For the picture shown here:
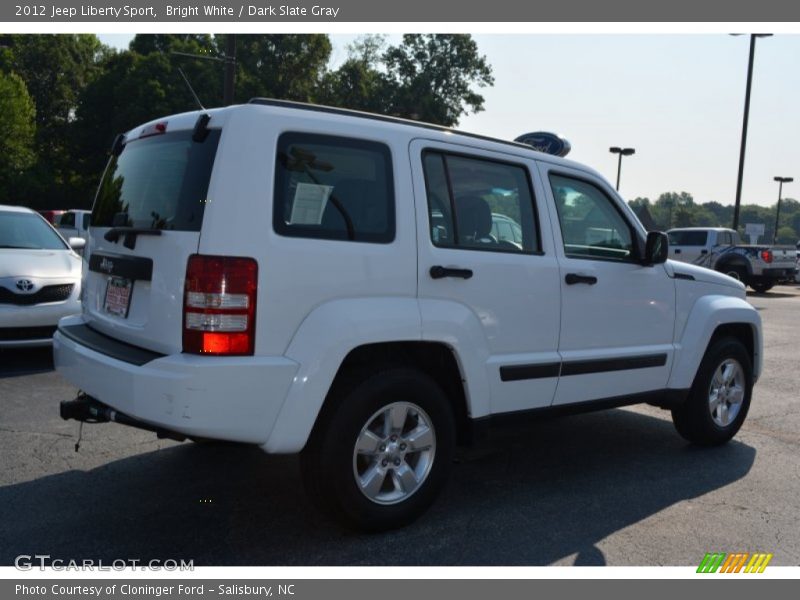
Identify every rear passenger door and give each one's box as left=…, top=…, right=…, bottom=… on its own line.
left=539, top=164, right=676, bottom=406
left=411, top=140, right=562, bottom=415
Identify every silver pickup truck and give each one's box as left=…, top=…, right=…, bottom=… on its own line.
left=668, top=227, right=797, bottom=293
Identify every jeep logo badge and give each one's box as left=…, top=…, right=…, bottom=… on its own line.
left=99, top=258, right=114, bottom=273
left=15, top=279, right=34, bottom=292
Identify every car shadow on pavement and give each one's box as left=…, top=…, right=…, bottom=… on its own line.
left=0, top=408, right=755, bottom=566
left=746, top=291, right=798, bottom=299
left=0, top=348, right=54, bottom=378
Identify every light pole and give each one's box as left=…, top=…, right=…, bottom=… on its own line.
left=609, top=147, right=635, bottom=191
left=731, top=33, right=773, bottom=232
left=773, top=176, right=793, bottom=244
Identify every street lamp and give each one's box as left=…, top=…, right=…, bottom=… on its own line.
left=731, top=33, right=773, bottom=232
left=773, top=176, right=793, bottom=244
left=609, top=147, right=635, bottom=191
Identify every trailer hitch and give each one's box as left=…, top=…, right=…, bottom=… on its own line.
left=60, top=393, right=186, bottom=451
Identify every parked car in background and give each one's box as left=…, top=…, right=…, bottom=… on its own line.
left=38, top=209, right=66, bottom=225
left=490, top=212, right=524, bottom=249
left=57, top=209, right=92, bottom=246
left=667, top=227, right=797, bottom=293
left=0, top=205, right=84, bottom=347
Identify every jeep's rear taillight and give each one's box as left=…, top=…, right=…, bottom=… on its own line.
left=183, top=255, right=258, bottom=355
left=760, top=249, right=773, bottom=264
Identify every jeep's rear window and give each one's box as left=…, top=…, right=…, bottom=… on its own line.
left=668, top=230, right=708, bottom=246
left=273, top=132, right=395, bottom=243
left=91, top=129, right=221, bottom=231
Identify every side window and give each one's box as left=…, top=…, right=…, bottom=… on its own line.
left=422, top=150, right=540, bottom=254
left=60, top=212, right=75, bottom=227
left=274, top=132, right=395, bottom=243
left=82, top=213, right=91, bottom=230
left=718, top=232, right=730, bottom=246
left=549, top=174, right=636, bottom=262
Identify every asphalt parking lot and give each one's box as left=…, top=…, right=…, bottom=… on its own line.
left=1, top=286, right=799, bottom=567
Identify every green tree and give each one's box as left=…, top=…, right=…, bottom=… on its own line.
left=1, top=34, right=107, bottom=206
left=688, top=204, right=717, bottom=227
left=776, top=226, right=797, bottom=245
left=323, top=34, right=494, bottom=126
left=226, top=34, right=332, bottom=102
left=318, top=35, right=388, bottom=113
left=0, top=71, right=36, bottom=200
left=703, top=201, right=733, bottom=228
left=382, top=34, right=494, bottom=126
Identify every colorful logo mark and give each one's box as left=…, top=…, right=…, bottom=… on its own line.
left=697, top=552, right=773, bottom=573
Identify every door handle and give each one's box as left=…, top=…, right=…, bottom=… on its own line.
left=674, top=249, right=682, bottom=254
left=565, top=273, right=597, bottom=285
left=430, top=265, right=473, bottom=280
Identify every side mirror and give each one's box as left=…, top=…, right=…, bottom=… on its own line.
left=643, top=231, right=668, bottom=265
left=68, top=237, right=86, bottom=251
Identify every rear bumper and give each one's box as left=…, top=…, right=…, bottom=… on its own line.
left=53, top=315, right=299, bottom=444
left=758, top=267, right=795, bottom=279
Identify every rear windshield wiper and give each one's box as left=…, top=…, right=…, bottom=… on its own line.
left=104, top=227, right=163, bottom=250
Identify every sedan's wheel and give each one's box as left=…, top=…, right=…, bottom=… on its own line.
left=302, top=367, right=455, bottom=532
left=672, top=337, right=752, bottom=446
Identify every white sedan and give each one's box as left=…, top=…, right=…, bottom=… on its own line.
left=0, top=205, right=84, bottom=348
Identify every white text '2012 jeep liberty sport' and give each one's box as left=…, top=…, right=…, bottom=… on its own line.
left=55, top=100, right=762, bottom=531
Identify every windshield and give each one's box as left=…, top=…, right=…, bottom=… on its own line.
left=0, top=211, right=68, bottom=250
left=92, top=129, right=221, bottom=231
left=668, top=230, right=708, bottom=246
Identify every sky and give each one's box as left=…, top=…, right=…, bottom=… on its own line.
left=98, top=33, right=800, bottom=208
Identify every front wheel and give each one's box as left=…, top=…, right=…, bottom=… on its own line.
left=671, top=337, right=752, bottom=446
left=301, top=367, right=455, bottom=532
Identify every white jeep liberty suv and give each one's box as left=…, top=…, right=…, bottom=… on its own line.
left=55, top=100, right=762, bottom=531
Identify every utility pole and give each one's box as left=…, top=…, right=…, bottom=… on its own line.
left=731, top=33, right=772, bottom=232
left=224, top=34, right=236, bottom=106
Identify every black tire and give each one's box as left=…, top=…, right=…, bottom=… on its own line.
left=301, top=366, right=455, bottom=532
left=671, top=337, right=752, bottom=446
left=750, top=282, right=774, bottom=294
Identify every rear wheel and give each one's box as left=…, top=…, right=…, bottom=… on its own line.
left=719, top=264, right=746, bottom=283
left=671, top=337, right=752, bottom=446
left=301, top=366, right=455, bottom=532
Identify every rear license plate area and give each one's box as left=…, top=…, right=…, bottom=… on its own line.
left=103, top=276, right=132, bottom=318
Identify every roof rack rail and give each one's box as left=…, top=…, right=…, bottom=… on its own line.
left=247, top=98, right=535, bottom=154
